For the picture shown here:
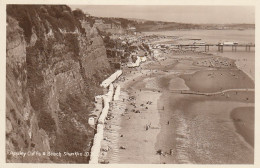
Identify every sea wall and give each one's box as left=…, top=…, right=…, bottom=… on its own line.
left=89, top=73, right=122, bottom=164
left=89, top=124, right=104, bottom=164
left=100, top=70, right=122, bottom=88
left=98, top=84, right=114, bottom=124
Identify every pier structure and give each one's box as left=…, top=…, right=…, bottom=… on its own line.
left=174, top=43, right=255, bottom=52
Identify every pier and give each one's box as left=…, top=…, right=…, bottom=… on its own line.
left=174, top=43, right=255, bottom=52
left=216, top=44, right=255, bottom=52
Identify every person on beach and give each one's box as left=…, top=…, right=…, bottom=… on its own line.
left=146, top=124, right=149, bottom=130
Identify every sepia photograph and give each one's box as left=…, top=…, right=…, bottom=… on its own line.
left=4, top=1, right=256, bottom=165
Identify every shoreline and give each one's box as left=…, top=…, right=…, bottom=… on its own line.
left=230, top=106, right=254, bottom=147
left=98, top=47, right=254, bottom=163
left=99, top=68, right=162, bottom=163
left=212, top=52, right=255, bottom=82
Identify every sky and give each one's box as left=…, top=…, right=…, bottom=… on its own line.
left=69, top=5, right=255, bottom=24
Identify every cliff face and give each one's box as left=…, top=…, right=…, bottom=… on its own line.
left=6, top=5, right=112, bottom=163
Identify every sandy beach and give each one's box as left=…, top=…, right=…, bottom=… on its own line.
left=98, top=49, right=254, bottom=164
left=5, top=5, right=255, bottom=164
left=99, top=68, right=162, bottom=163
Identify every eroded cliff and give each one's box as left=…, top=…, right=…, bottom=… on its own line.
left=6, top=5, right=113, bottom=163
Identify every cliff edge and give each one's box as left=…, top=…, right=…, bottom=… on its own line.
left=6, top=5, right=113, bottom=163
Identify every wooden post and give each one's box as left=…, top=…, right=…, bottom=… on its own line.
left=246, top=45, right=251, bottom=52
left=205, top=45, right=209, bottom=52
left=218, top=45, right=223, bottom=52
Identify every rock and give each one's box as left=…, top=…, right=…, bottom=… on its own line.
left=7, top=5, right=114, bottom=163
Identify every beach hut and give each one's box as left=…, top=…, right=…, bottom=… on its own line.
left=88, top=114, right=98, bottom=126
left=88, top=117, right=95, bottom=126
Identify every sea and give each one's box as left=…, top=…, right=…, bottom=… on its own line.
left=144, top=29, right=255, bottom=81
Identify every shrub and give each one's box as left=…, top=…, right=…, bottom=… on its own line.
left=72, top=9, right=85, bottom=20
left=64, top=34, right=79, bottom=61
left=38, top=111, right=56, bottom=133
left=7, top=5, right=84, bottom=42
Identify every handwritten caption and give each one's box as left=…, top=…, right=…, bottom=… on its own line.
left=7, top=151, right=90, bottom=157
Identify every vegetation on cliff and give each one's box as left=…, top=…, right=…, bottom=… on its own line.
left=6, top=5, right=112, bottom=163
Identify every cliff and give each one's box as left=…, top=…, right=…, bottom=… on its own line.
left=95, top=17, right=255, bottom=32
left=6, top=5, right=113, bottom=163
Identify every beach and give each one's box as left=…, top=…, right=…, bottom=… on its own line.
left=5, top=5, right=255, bottom=164
left=98, top=48, right=254, bottom=164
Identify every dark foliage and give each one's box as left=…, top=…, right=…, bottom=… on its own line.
left=7, top=5, right=84, bottom=43
left=86, top=16, right=95, bottom=27
left=38, top=111, right=56, bottom=133
left=103, top=35, right=116, bottom=48
left=64, top=34, right=80, bottom=61
left=55, top=93, right=94, bottom=163
left=72, top=9, right=85, bottom=20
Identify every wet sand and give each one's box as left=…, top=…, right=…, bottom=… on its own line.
left=231, top=107, right=254, bottom=147
left=157, top=91, right=254, bottom=164
left=100, top=51, right=254, bottom=164
left=180, top=69, right=254, bottom=93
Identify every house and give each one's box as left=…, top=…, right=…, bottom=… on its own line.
left=128, top=27, right=136, bottom=31
left=95, top=19, right=104, bottom=25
